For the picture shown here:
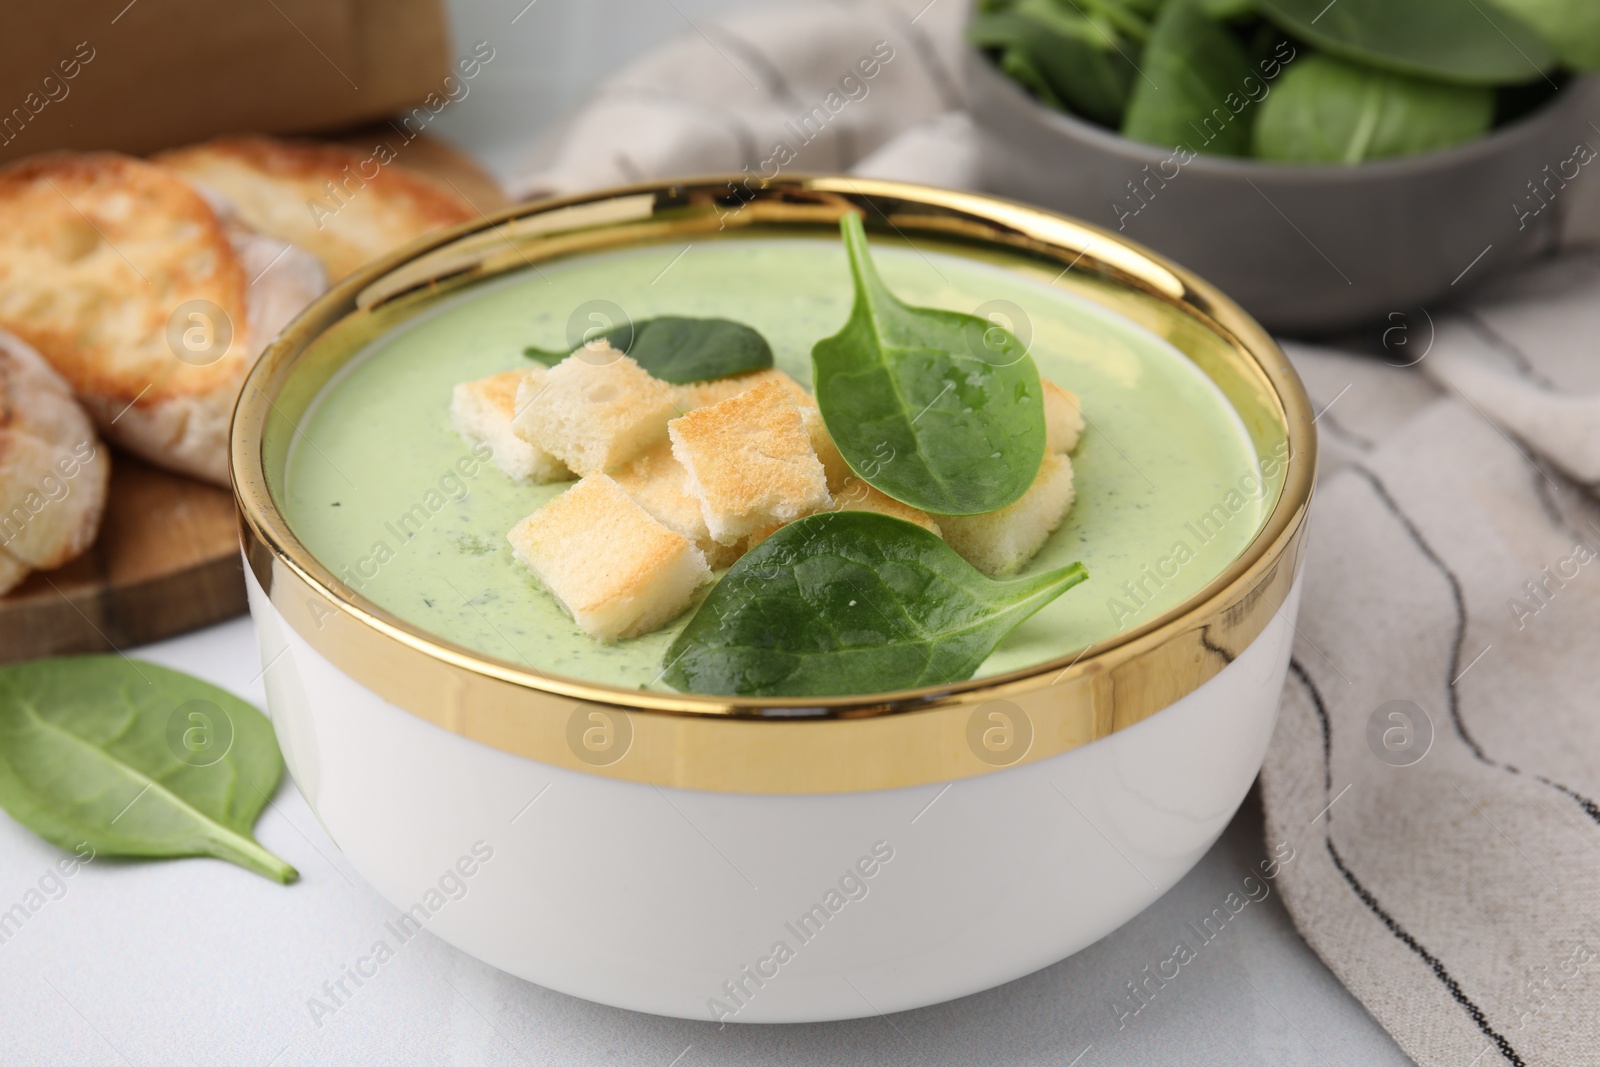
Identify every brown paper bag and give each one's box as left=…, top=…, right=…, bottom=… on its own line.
left=0, top=0, right=450, bottom=163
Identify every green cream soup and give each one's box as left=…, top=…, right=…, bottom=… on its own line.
left=283, top=236, right=1268, bottom=690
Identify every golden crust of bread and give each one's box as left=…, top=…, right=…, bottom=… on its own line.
left=156, top=135, right=476, bottom=280
left=0, top=329, right=109, bottom=576
left=0, top=152, right=251, bottom=404
left=668, top=379, right=831, bottom=545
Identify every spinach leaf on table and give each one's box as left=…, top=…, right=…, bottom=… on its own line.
left=811, top=213, right=1047, bottom=516
left=1255, top=0, right=1555, bottom=85
left=0, top=657, right=297, bottom=883
left=1121, top=0, right=1257, bottom=157
left=1482, top=0, right=1600, bottom=70
left=1253, top=54, right=1493, bottom=163
left=524, top=316, right=773, bottom=383
left=968, top=0, right=1142, bottom=127
left=663, top=512, right=1089, bottom=697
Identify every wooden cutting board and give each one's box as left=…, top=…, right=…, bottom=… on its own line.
left=0, top=133, right=508, bottom=664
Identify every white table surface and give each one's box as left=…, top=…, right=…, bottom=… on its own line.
left=2, top=1, right=1411, bottom=1062
left=0, top=618, right=1411, bottom=1066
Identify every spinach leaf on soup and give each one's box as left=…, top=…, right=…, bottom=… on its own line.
left=524, top=316, right=773, bottom=383
left=811, top=213, right=1047, bottom=516
left=1121, top=0, right=1257, bottom=157
left=663, top=512, right=1089, bottom=697
left=1253, top=54, right=1494, bottom=164
left=0, top=656, right=297, bottom=883
left=1256, top=0, right=1555, bottom=85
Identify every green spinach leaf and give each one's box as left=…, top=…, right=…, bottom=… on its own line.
left=0, top=657, right=297, bottom=883
left=968, top=0, right=1141, bottom=126
left=1256, top=0, right=1555, bottom=84
left=812, top=214, right=1047, bottom=516
left=1253, top=54, right=1493, bottom=163
left=524, top=316, right=774, bottom=383
left=663, top=512, right=1089, bottom=696
left=1121, top=0, right=1257, bottom=156
left=1483, top=0, right=1600, bottom=69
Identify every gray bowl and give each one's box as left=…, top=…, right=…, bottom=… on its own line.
left=967, top=48, right=1600, bottom=335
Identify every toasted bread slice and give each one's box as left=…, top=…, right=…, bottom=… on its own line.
left=0, top=329, right=109, bottom=582
left=611, top=440, right=743, bottom=569
left=939, top=452, right=1075, bottom=576
left=0, top=547, right=26, bottom=596
left=668, top=378, right=831, bottom=545
left=1043, top=380, right=1084, bottom=453
left=156, top=135, right=476, bottom=280
left=513, top=345, right=679, bottom=475
left=674, top=368, right=812, bottom=412
left=507, top=473, right=710, bottom=640
left=451, top=368, right=570, bottom=484
left=0, top=152, right=325, bottom=484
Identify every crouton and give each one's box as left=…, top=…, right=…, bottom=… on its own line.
left=800, top=406, right=853, bottom=491
left=611, top=440, right=744, bottom=569
left=673, top=368, right=811, bottom=412
left=938, top=452, right=1075, bottom=576
left=745, top=477, right=942, bottom=549
left=512, top=344, right=679, bottom=474
left=450, top=368, right=570, bottom=484
left=506, top=474, right=710, bottom=640
left=668, top=379, right=831, bottom=545
left=1043, top=381, right=1084, bottom=454
left=830, top=478, right=942, bottom=537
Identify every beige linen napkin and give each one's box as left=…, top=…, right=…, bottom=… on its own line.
left=513, top=9, right=1600, bottom=1063
left=1263, top=262, right=1600, bottom=1067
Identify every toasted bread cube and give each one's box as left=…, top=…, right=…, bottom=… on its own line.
left=507, top=474, right=710, bottom=640
left=745, top=478, right=943, bottom=550
left=830, top=478, right=943, bottom=537
left=450, top=368, right=571, bottom=484
left=512, top=344, right=679, bottom=474
left=938, top=453, right=1075, bottom=576
left=612, top=441, right=744, bottom=569
left=800, top=406, right=854, bottom=491
left=673, top=368, right=812, bottom=412
left=668, top=379, right=831, bottom=545
left=1044, top=381, right=1084, bottom=454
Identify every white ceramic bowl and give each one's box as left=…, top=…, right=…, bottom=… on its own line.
left=232, top=178, right=1315, bottom=1023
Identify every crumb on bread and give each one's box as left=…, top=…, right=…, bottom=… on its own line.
left=512, top=344, right=679, bottom=475
left=668, top=379, right=831, bottom=546
left=507, top=473, right=710, bottom=640
left=451, top=368, right=570, bottom=484
left=938, top=452, right=1075, bottom=577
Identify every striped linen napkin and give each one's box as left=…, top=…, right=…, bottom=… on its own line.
left=513, top=6, right=1600, bottom=1062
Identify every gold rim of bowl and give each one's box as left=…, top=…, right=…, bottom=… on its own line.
left=231, top=176, right=1316, bottom=795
